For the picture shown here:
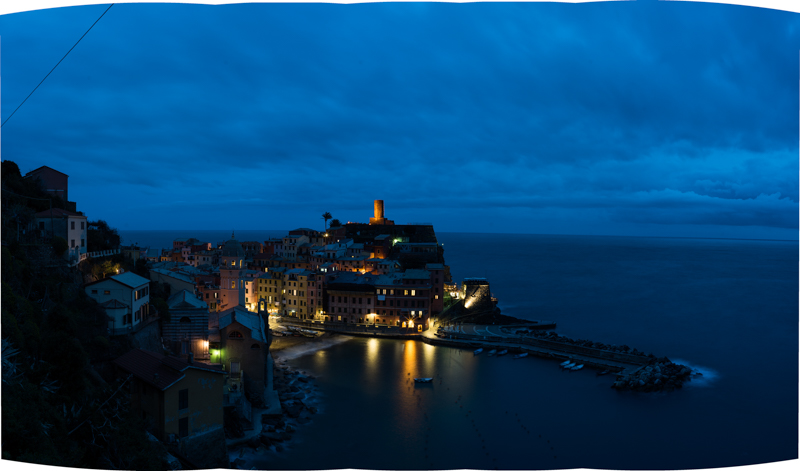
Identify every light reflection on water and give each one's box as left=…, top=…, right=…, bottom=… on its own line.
left=255, top=334, right=796, bottom=471
left=248, top=235, right=796, bottom=470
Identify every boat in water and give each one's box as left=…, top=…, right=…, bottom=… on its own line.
left=560, top=360, right=572, bottom=367
left=497, top=349, right=508, bottom=356
left=597, top=369, right=610, bottom=376
left=570, top=364, right=584, bottom=371
left=561, top=362, right=576, bottom=369
left=513, top=352, right=529, bottom=359
left=414, top=378, right=433, bottom=383
left=474, top=348, right=484, bottom=355
left=488, top=349, right=497, bottom=356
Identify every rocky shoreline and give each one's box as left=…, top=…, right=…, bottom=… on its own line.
left=229, top=335, right=336, bottom=469
left=506, top=326, right=696, bottom=392
left=612, top=356, right=698, bottom=392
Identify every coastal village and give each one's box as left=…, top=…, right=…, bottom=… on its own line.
left=2, top=163, right=464, bottom=468
left=2, top=163, right=696, bottom=470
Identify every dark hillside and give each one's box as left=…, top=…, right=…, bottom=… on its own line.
left=2, top=160, right=166, bottom=469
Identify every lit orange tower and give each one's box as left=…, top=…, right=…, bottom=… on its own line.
left=369, top=199, right=394, bottom=225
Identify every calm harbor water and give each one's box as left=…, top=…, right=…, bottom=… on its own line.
left=122, top=230, right=798, bottom=469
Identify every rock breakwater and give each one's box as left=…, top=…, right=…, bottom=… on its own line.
left=512, top=328, right=652, bottom=357
left=612, top=357, right=694, bottom=392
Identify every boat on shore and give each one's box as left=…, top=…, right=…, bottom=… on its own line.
left=513, top=352, right=528, bottom=359
left=414, top=378, right=433, bottom=383
left=474, top=348, right=484, bottom=355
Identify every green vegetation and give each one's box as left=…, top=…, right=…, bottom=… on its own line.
left=443, top=291, right=456, bottom=309
left=87, top=219, right=121, bottom=251
left=2, top=160, right=167, bottom=469
left=322, top=211, right=332, bottom=231
left=52, top=236, right=68, bottom=256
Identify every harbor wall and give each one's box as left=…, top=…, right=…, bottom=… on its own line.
left=438, top=331, right=649, bottom=365
left=277, top=318, right=421, bottom=339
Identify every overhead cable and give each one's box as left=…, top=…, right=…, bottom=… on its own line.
left=1, top=3, right=115, bottom=128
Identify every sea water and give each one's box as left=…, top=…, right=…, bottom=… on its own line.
left=121, top=230, right=798, bottom=469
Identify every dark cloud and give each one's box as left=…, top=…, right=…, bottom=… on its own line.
left=0, top=2, right=797, bottom=238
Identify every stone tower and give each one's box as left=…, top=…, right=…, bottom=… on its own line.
left=220, top=232, right=245, bottom=309
left=369, top=199, right=394, bottom=225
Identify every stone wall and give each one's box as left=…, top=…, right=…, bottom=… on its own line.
left=180, top=425, right=228, bottom=468
left=462, top=280, right=494, bottom=317
left=131, top=317, right=161, bottom=353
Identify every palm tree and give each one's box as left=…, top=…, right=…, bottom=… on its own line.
left=322, top=212, right=332, bottom=231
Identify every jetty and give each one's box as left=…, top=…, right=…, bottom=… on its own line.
left=422, top=323, right=649, bottom=375
left=275, top=317, right=422, bottom=339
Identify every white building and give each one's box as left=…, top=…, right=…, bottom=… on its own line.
left=33, top=208, right=88, bottom=264
left=85, top=272, right=151, bottom=335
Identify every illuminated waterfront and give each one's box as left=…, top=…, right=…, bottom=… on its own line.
left=122, top=231, right=797, bottom=469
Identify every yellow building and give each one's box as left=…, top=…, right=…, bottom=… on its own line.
left=283, top=268, right=313, bottom=318
left=113, top=348, right=227, bottom=467
left=256, top=268, right=286, bottom=314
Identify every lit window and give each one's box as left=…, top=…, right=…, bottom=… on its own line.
left=411, top=290, right=416, bottom=296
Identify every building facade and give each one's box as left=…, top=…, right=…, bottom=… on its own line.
left=85, top=272, right=151, bottom=335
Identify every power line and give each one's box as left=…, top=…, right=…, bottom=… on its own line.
left=1, top=3, right=115, bottom=128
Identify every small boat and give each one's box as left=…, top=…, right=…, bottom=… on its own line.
left=414, top=378, right=433, bottom=383
left=692, top=371, right=704, bottom=376
left=570, top=364, right=584, bottom=371
left=597, top=370, right=610, bottom=376
left=488, top=349, right=497, bottom=356
left=474, top=348, right=484, bottom=355
left=560, top=360, right=572, bottom=367
left=497, top=349, right=508, bottom=356
left=513, top=352, right=529, bottom=359
left=561, top=362, right=575, bottom=369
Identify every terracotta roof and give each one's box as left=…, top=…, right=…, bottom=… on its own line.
left=113, top=348, right=222, bottom=391
left=34, top=208, right=84, bottom=218
left=114, top=349, right=184, bottom=390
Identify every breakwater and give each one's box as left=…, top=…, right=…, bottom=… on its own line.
left=277, top=318, right=422, bottom=339
left=424, top=324, right=695, bottom=391
left=275, top=318, right=694, bottom=391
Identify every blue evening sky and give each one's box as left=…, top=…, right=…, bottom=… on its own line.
left=1, top=1, right=798, bottom=239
